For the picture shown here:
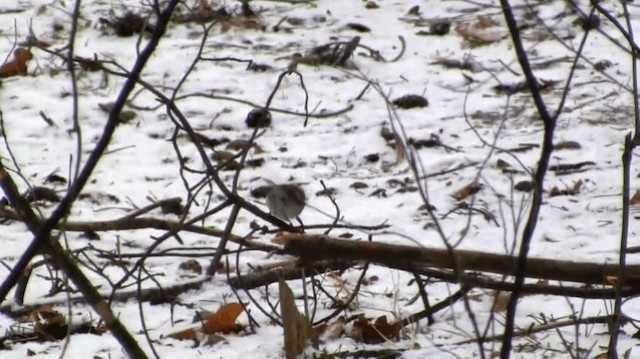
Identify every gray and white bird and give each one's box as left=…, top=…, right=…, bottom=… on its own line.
left=263, top=179, right=306, bottom=223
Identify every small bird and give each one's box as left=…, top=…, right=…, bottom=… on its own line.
left=264, top=180, right=306, bottom=224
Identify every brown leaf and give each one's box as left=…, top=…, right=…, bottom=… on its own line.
left=202, top=302, right=245, bottom=334
left=392, top=94, right=428, bottom=109
left=211, top=150, right=236, bottom=162
left=514, top=181, right=534, bottom=192
left=630, top=189, right=640, bottom=205
left=351, top=315, right=401, bottom=344
left=24, top=305, right=63, bottom=324
left=179, top=259, right=202, bottom=274
left=549, top=180, right=582, bottom=197
left=451, top=183, right=483, bottom=201
left=317, top=316, right=346, bottom=342
left=476, top=15, right=499, bottom=29
left=554, top=140, right=581, bottom=150
left=0, top=48, right=33, bottom=78
left=454, top=23, right=502, bottom=46
left=34, top=322, right=67, bottom=341
left=572, top=180, right=583, bottom=192
left=204, top=333, right=226, bottom=346
left=494, top=291, right=511, bottom=312
left=23, top=306, right=68, bottom=341
left=380, top=126, right=395, bottom=142
left=407, top=5, right=420, bottom=15
left=346, top=23, right=370, bottom=33
left=221, top=15, right=264, bottom=32
left=350, top=181, right=369, bottom=189
left=225, top=139, right=251, bottom=151
left=496, top=159, right=511, bottom=170
left=166, top=304, right=244, bottom=343
left=167, top=327, right=200, bottom=342
left=365, top=1, right=379, bottom=9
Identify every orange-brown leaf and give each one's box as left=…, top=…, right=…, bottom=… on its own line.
left=317, top=316, right=345, bottom=342
left=168, top=327, right=199, bottom=341
left=24, top=305, right=63, bottom=324
left=494, top=291, right=511, bottom=312
left=0, top=48, right=32, bottom=78
left=202, top=302, right=245, bottom=334
left=631, top=189, right=640, bottom=205
left=351, top=315, right=400, bottom=344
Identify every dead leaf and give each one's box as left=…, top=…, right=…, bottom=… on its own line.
left=494, top=291, right=511, bottom=312
left=34, top=321, right=67, bottom=341
left=204, top=333, right=226, bottom=346
left=476, top=15, right=499, bottom=29
left=350, top=314, right=401, bottom=344
left=317, top=316, right=346, bottom=342
left=573, top=180, right=583, bottom=192
left=167, top=327, right=200, bottom=343
left=554, top=140, right=581, bottom=150
left=221, top=15, right=264, bottom=32
left=392, top=94, right=429, bottom=109
left=224, top=140, right=249, bottom=151
left=292, top=36, right=360, bottom=68
left=630, top=189, right=640, bottom=205
left=549, top=180, right=582, bottom=197
left=211, top=151, right=235, bottom=162
left=430, top=21, right=451, bottom=36
left=514, top=181, right=533, bottom=192
left=0, top=48, right=33, bottom=78
left=23, top=305, right=63, bottom=323
left=380, top=126, right=395, bottom=142
left=451, top=183, right=483, bottom=201
left=454, top=20, right=504, bottom=46
left=496, top=159, right=511, bottom=171
left=202, top=302, right=245, bottom=334
left=365, top=1, right=379, bottom=9
left=179, top=259, right=202, bottom=274
left=17, top=306, right=69, bottom=341
left=346, top=23, right=370, bottom=33
left=350, top=181, right=369, bottom=189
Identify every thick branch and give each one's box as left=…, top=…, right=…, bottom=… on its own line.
left=281, top=235, right=639, bottom=287
left=0, top=206, right=278, bottom=252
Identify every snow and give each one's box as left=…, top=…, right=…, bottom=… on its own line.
left=0, top=0, right=639, bottom=357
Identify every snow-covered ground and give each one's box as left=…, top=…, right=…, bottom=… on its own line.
left=0, top=0, right=639, bottom=357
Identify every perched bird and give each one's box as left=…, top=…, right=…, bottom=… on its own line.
left=264, top=180, right=306, bottom=223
